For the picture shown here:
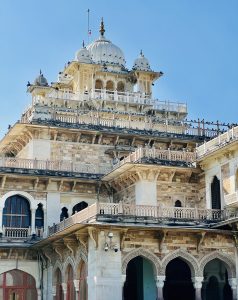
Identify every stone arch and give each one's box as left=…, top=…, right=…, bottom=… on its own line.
left=0, top=191, right=37, bottom=210
left=52, top=261, right=63, bottom=285
left=199, top=251, right=236, bottom=278
left=161, top=249, right=199, bottom=276
left=122, top=248, right=161, bottom=276
left=62, top=256, right=76, bottom=281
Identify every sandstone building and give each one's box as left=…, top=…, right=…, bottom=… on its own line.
left=0, top=19, right=237, bottom=300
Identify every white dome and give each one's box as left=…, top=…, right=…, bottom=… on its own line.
left=132, top=51, right=151, bottom=71
left=86, top=19, right=126, bottom=67
left=75, top=43, right=92, bottom=64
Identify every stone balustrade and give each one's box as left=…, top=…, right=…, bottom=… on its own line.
left=48, top=202, right=234, bottom=236
left=196, top=126, right=238, bottom=159
left=2, top=226, right=43, bottom=238
left=0, top=157, right=110, bottom=175
left=112, top=147, right=196, bottom=170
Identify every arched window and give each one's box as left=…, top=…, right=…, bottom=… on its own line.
left=66, top=265, right=75, bottom=300
left=60, top=207, right=69, bottom=221
left=3, top=195, right=31, bottom=228
left=0, top=269, right=37, bottom=299
left=106, top=80, right=114, bottom=91
left=117, top=81, right=125, bottom=92
left=95, top=79, right=103, bottom=90
left=72, top=202, right=88, bottom=215
left=211, top=176, right=221, bottom=209
left=175, top=200, right=182, bottom=207
left=78, top=261, right=87, bottom=300
left=35, top=203, right=44, bottom=228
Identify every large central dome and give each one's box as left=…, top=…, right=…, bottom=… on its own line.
left=86, top=19, right=126, bottom=67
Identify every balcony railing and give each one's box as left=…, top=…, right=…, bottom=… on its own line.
left=2, top=226, right=43, bottom=238
left=196, top=126, right=238, bottom=159
left=43, top=89, right=187, bottom=114
left=48, top=202, right=233, bottom=236
left=0, top=157, right=111, bottom=174
left=112, top=147, right=196, bottom=170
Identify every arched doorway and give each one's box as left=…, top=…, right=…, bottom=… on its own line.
left=78, top=261, right=87, bottom=300
left=0, top=269, right=37, bottom=299
left=163, top=258, right=195, bottom=300
left=123, top=256, right=156, bottom=300
left=201, top=259, right=232, bottom=300
left=66, top=265, right=75, bottom=300
left=60, top=207, right=69, bottom=221
left=211, top=176, right=221, bottom=209
left=72, top=202, right=88, bottom=215
left=55, top=268, right=63, bottom=300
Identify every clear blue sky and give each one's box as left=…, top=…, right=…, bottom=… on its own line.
left=0, top=0, right=237, bottom=137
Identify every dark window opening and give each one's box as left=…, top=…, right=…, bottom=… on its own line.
left=72, top=201, right=88, bottom=215
left=60, top=207, right=69, bottom=221
left=211, top=176, right=221, bottom=209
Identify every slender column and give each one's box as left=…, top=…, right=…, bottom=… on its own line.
left=61, top=283, right=67, bottom=300
left=37, top=288, right=41, bottom=300
left=193, top=277, right=203, bottom=300
left=229, top=278, right=237, bottom=300
left=156, top=275, right=165, bottom=300
left=0, top=207, right=3, bottom=234
left=31, top=208, right=36, bottom=235
left=52, top=285, right=56, bottom=299
left=74, top=279, right=79, bottom=298
left=43, top=208, right=47, bottom=237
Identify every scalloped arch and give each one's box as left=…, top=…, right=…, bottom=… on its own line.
left=122, top=248, right=161, bottom=275
left=161, top=249, right=199, bottom=276
left=199, top=251, right=236, bottom=277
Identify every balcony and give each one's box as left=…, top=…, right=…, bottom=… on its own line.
left=196, top=126, right=238, bottom=159
left=48, top=202, right=232, bottom=236
left=112, top=147, right=196, bottom=170
left=224, top=192, right=238, bottom=207
left=1, top=226, right=43, bottom=239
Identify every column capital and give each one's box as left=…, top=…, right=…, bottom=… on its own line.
left=61, top=282, right=67, bottom=295
left=192, top=276, right=204, bottom=288
left=73, top=279, right=79, bottom=292
left=121, top=274, right=126, bottom=285
left=156, top=275, right=166, bottom=288
left=52, top=285, right=56, bottom=297
left=228, top=278, right=237, bottom=289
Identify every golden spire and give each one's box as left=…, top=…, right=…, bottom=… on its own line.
left=99, top=17, right=105, bottom=37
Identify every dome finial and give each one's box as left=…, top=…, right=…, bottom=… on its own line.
left=100, top=17, right=105, bottom=37
left=140, top=50, right=143, bottom=56
left=82, top=40, right=85, bottom=48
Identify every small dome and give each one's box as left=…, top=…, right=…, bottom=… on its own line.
left=75, top=41, right=92, bottom=63
left=132, top=51, right=151, bottom=71
left=34, top=71, right=48, bottom=86
left=86, top=18, right=126, bottom=67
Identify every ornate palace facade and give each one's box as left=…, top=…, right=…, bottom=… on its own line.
left=0, top=19, right=237, bottom=300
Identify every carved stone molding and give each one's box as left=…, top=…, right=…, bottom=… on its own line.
left=122, top=247, right=161, bottom=275
left=161, top=249, right=199, bottom=277
left=199, top=251, right=236, bottom=277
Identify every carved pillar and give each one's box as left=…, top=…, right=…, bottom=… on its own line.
left=193, top=277, right=203, bottom=300
left=31, top=208, right=36, bottom=235
left=74, top=279, right=79, bottom=298
left=52, top=285, right=56, bottom=299
left=229, top=278, right=237, bottom=300
left=61, top=282, right=67, bottom=300
left=156, top=275, right=165, bottom=300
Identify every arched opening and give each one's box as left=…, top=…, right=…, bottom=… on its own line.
left=123, top=256, right=157, bottom=300
left=66, top=265, right=75, bottom=300
left=55, top=268, right=63, bottom=300
left=3, top=195, right=31, bottom=228
left=35, top=203, right=44, bottom=228
left=201, top=259, right=232, bottom=300
left=117, top=81, right=125, bottom=93
left=0, top=269, right=37, bottom=299
left=60, top=207, right=69, bottom=221
left=211, top=176, right=221, bottom=209
left=95, top=79, right=103, bottom=90
left=72, top=201, right=88, bottom=215
left=174, top=200, right=182, bottom=207
left=78, top=261, right=87, bottom=300
left=106, top=80, right=114, bottom=91
left=163, top=258, right=195, bottom=300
